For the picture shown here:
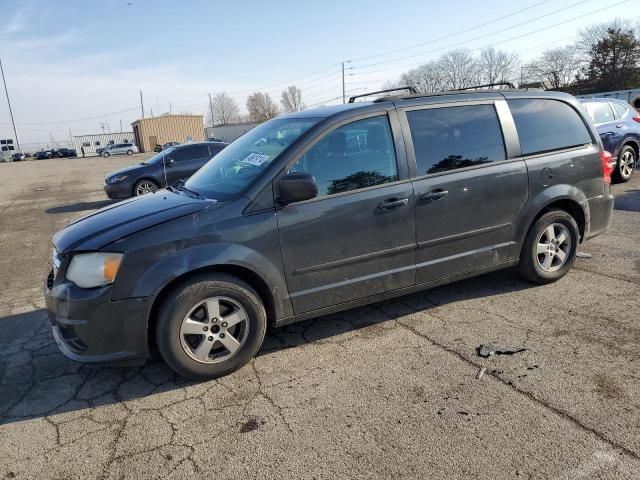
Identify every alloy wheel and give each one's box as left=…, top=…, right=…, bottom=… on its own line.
left=619, top=150, right=636, bottom=179
left=536, top=223, right=571, bottom=272
left=135, top=182, right=157, bottom=195
left=179, top=296, right=250, bottom=364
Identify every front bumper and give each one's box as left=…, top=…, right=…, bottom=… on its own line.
left=104, top=182, right=132, bottom=199
left=44, top=275, right=152, bottom=365
left=584, top=191, right=615, bottom=241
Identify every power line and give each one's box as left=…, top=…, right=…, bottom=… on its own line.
left=349, top=0, right=592, bottom=71
left=347, top=0, right=556, bottom=63
left=348, top=0, right=629, bottom=77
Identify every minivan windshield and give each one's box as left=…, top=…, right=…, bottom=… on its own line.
left=185, top=117, right=319, bottom=200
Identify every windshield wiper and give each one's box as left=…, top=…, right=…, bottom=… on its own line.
left=169, top=180, right=203, bottom=199
left=180, top=185, right=203, bottom=198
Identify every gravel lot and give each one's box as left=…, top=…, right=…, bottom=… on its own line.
left=1, top=156, right=640, bottom=479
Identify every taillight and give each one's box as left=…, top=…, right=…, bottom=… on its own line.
left=600, top=150, right=615, bottom=185
left=632, top=116, right=640, bottom=123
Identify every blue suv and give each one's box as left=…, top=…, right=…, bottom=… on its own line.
left=581, top=98, right=640, bottom=183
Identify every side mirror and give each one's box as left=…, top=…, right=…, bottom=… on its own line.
left=277, top=172, right=318, bottom=205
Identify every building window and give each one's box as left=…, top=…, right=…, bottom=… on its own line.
left=123, top=139, right=129, bottom=143
left=82, top=142, right=91, bottom=147
left=95, top=141, right=101, bottom=146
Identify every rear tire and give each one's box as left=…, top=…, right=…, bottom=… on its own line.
left=155, top=274, right=267, bottom=380
left=518, top=210, right=578, bottom=284
left=613, top=145, right=636, bottom=183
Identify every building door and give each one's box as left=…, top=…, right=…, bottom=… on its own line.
left=148, top=136, right=157, bottom=152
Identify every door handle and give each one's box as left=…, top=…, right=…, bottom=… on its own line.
left=420, top=189, right=449, bottom=201
left=616, top=124, right=624, bottom=128
left=602, top=132, right=615, bottom=135
left=378, top=198, right=409, bottom=210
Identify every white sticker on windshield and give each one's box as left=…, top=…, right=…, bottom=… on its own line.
left=242, top=153, right=270, bottom=166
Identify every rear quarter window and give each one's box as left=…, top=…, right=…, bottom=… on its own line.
left=611, top=103, right=629, bottom=119
left=508, top=99, right=593, bottom=156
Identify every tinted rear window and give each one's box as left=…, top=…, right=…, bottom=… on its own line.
left=508, top=99, right=592, bottom=156
left=406, top=104, right=506, bottom=175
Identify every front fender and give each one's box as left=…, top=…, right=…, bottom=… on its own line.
left=108, top=207, right=293, bottom=320
left=510, top=184, right=589, bottom=259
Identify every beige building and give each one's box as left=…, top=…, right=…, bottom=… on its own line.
left=131, top=114, right=205, bottom=153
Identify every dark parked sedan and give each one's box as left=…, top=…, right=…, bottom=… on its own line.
left=581, top=98, right=640, bottom=182
left=11, top=152, right=25, bottom=161
left=35, top=151, right=52, bottom=160
left=56, top=148, right=77, bottom=158
left=104, top=141, right=228, bottom=198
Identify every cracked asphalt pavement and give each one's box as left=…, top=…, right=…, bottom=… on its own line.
left=1, top=156, right=640, bottom=479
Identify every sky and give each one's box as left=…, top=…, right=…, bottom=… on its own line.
left=0, top=0, right=635, bottom=148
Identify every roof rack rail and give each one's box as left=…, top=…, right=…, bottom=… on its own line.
left=453, top=82, right=516, bottom=91
left=348, top=86, right=418, bottom=103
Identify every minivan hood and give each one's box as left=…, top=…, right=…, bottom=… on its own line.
left=53, top=190, right=213, bottom=253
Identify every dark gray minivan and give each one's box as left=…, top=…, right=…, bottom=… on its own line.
left=44, top=89, right=615, bottom=379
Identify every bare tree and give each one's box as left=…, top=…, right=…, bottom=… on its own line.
left=399, top=61, right=445, bottom=93
left=523, top=47, right=581, bottom=88
left=208, top=92, right=239, bottom=126
left=246, top=92, right=279, bottom=122
left=577, top=18, right=631, bottom=56
left=439, top=49, right=479, bottom=89
left=478, top=47, right=520, bottom=85
left=281, top=85, right=305, bottom=113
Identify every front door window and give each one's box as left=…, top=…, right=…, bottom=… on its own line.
left=290, top=115, right=398, bottom=197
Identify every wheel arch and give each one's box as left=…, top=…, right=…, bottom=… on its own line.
left=146, top=263, right=278, bottom=358
left=620, top=138, right=639, bottom=159
left=512, top=187, right=588, bottom=259
left=131, top=177, right=160, bottom=196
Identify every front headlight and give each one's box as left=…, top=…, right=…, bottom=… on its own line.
left=66, top=252, right=123, bottom=288
left=109, top=175, right=128, bottom=184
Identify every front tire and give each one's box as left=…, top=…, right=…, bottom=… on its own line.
left=518, top=210, right=578, bottom=284
left=155, top=274, right=267, bottom=380
left=133, top=179, right=159, bottom=196
left=614, top=145, right=636, bottom=183
left=102, top=152, right=110, bottom=157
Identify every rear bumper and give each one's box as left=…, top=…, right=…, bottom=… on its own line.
left=584, top=192, right=615, bottom=241
left=44, top=277, right=152, bottom=365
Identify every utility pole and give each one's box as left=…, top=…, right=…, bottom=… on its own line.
left=341, top=62, right=346, bottom=104
left=208, top=93, right=215, bottom=127
left=119, top=119, right=123, bottom=132
left=139, top=90, right=144, bottom=118
left=69, top=128, right=73, bottom=147
left=0, top=58, right=20, bottom=151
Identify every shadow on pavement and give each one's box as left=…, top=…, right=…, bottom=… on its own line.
left=0, top=269, right=533, bottom=426
left=614, top=188, right=640, bottom=213
left=45, top=199, right=117, bottom=214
